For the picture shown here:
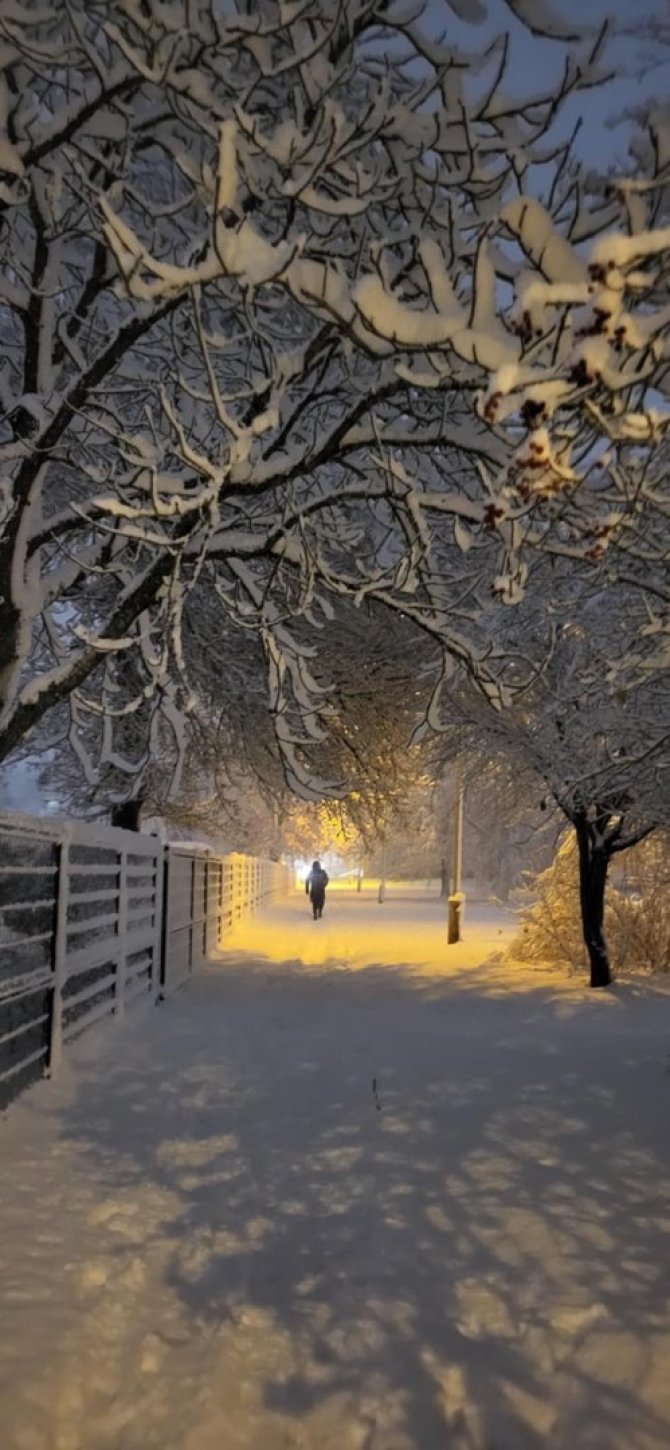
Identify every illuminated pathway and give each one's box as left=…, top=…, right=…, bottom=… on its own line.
left=2, top=889, right=670, bottom=1450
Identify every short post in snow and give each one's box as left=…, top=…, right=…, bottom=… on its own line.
left=447, top=777, right=465, bottom=944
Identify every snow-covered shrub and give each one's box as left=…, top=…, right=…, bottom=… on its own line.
left=608, top=837, right=670, bottom=973
left=510, top=835, right=588, bottom=971
left=510, top=832, right=670, bottom=974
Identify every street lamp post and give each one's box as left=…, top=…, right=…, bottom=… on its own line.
left=378, top=836, right=386, bottom=904
left=447, top=776, right=465, bottom=943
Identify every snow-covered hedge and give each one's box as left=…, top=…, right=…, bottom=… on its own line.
left=510, top=833, right=670, bottom=974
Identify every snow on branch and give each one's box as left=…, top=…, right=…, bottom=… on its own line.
left=0, top=0, right=663, bottom=803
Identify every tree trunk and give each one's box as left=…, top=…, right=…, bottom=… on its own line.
left=574, top=816, right=612, bottom=988
left=111, top=799, right=143, bottom=832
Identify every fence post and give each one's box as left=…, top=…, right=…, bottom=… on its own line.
left=201, top=852, right=208, bottom=957
left=116, top=847, right=128, bottom=1017
left=187, top=856, right=193, bottom=970
left=156, top=841, right=168, bottom=998
left=234, top=857, right=241, bottom=923
left=48, top=828, right=71, bottom=1077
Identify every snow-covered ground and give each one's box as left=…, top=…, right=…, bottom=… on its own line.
left=2, top=891, right=670, bottom=1450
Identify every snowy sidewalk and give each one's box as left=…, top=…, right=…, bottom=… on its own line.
left=2, top=893, right=670, bottom=1450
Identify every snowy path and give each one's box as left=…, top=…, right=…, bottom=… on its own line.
left=2, top=892, right=670, bottom=1450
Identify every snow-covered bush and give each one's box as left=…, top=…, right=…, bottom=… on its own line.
left=510, top=836, right=590, bottom=971
left=510, top=832, right=670, bottom=974
left=608, top=837, right=670, bottom=973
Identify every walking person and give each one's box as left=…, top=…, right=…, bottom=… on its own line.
left=305, top=860, right=329, bottom=920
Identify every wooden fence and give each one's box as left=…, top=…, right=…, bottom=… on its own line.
left=162, top=847, right=290, bottom=994
left=0, top=812, right=290, bottom=1108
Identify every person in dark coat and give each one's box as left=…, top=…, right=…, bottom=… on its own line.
left=305, top=860, right=329, bottom=919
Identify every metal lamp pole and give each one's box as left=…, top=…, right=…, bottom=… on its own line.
left=378, top=835, right=386, bottom=904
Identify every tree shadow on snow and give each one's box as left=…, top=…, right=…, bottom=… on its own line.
left=53, top=950, right=670, bottom=1449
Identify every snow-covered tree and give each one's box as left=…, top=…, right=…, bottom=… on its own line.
left=428, top=756, right=551, bottom=901
left=36, top=610, right=290, bottom=829
left=512, top=829, right=670, bottom=977
left=427, top=556, right=670, bottom=986
left=0, top=0, right=617, bottom=793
